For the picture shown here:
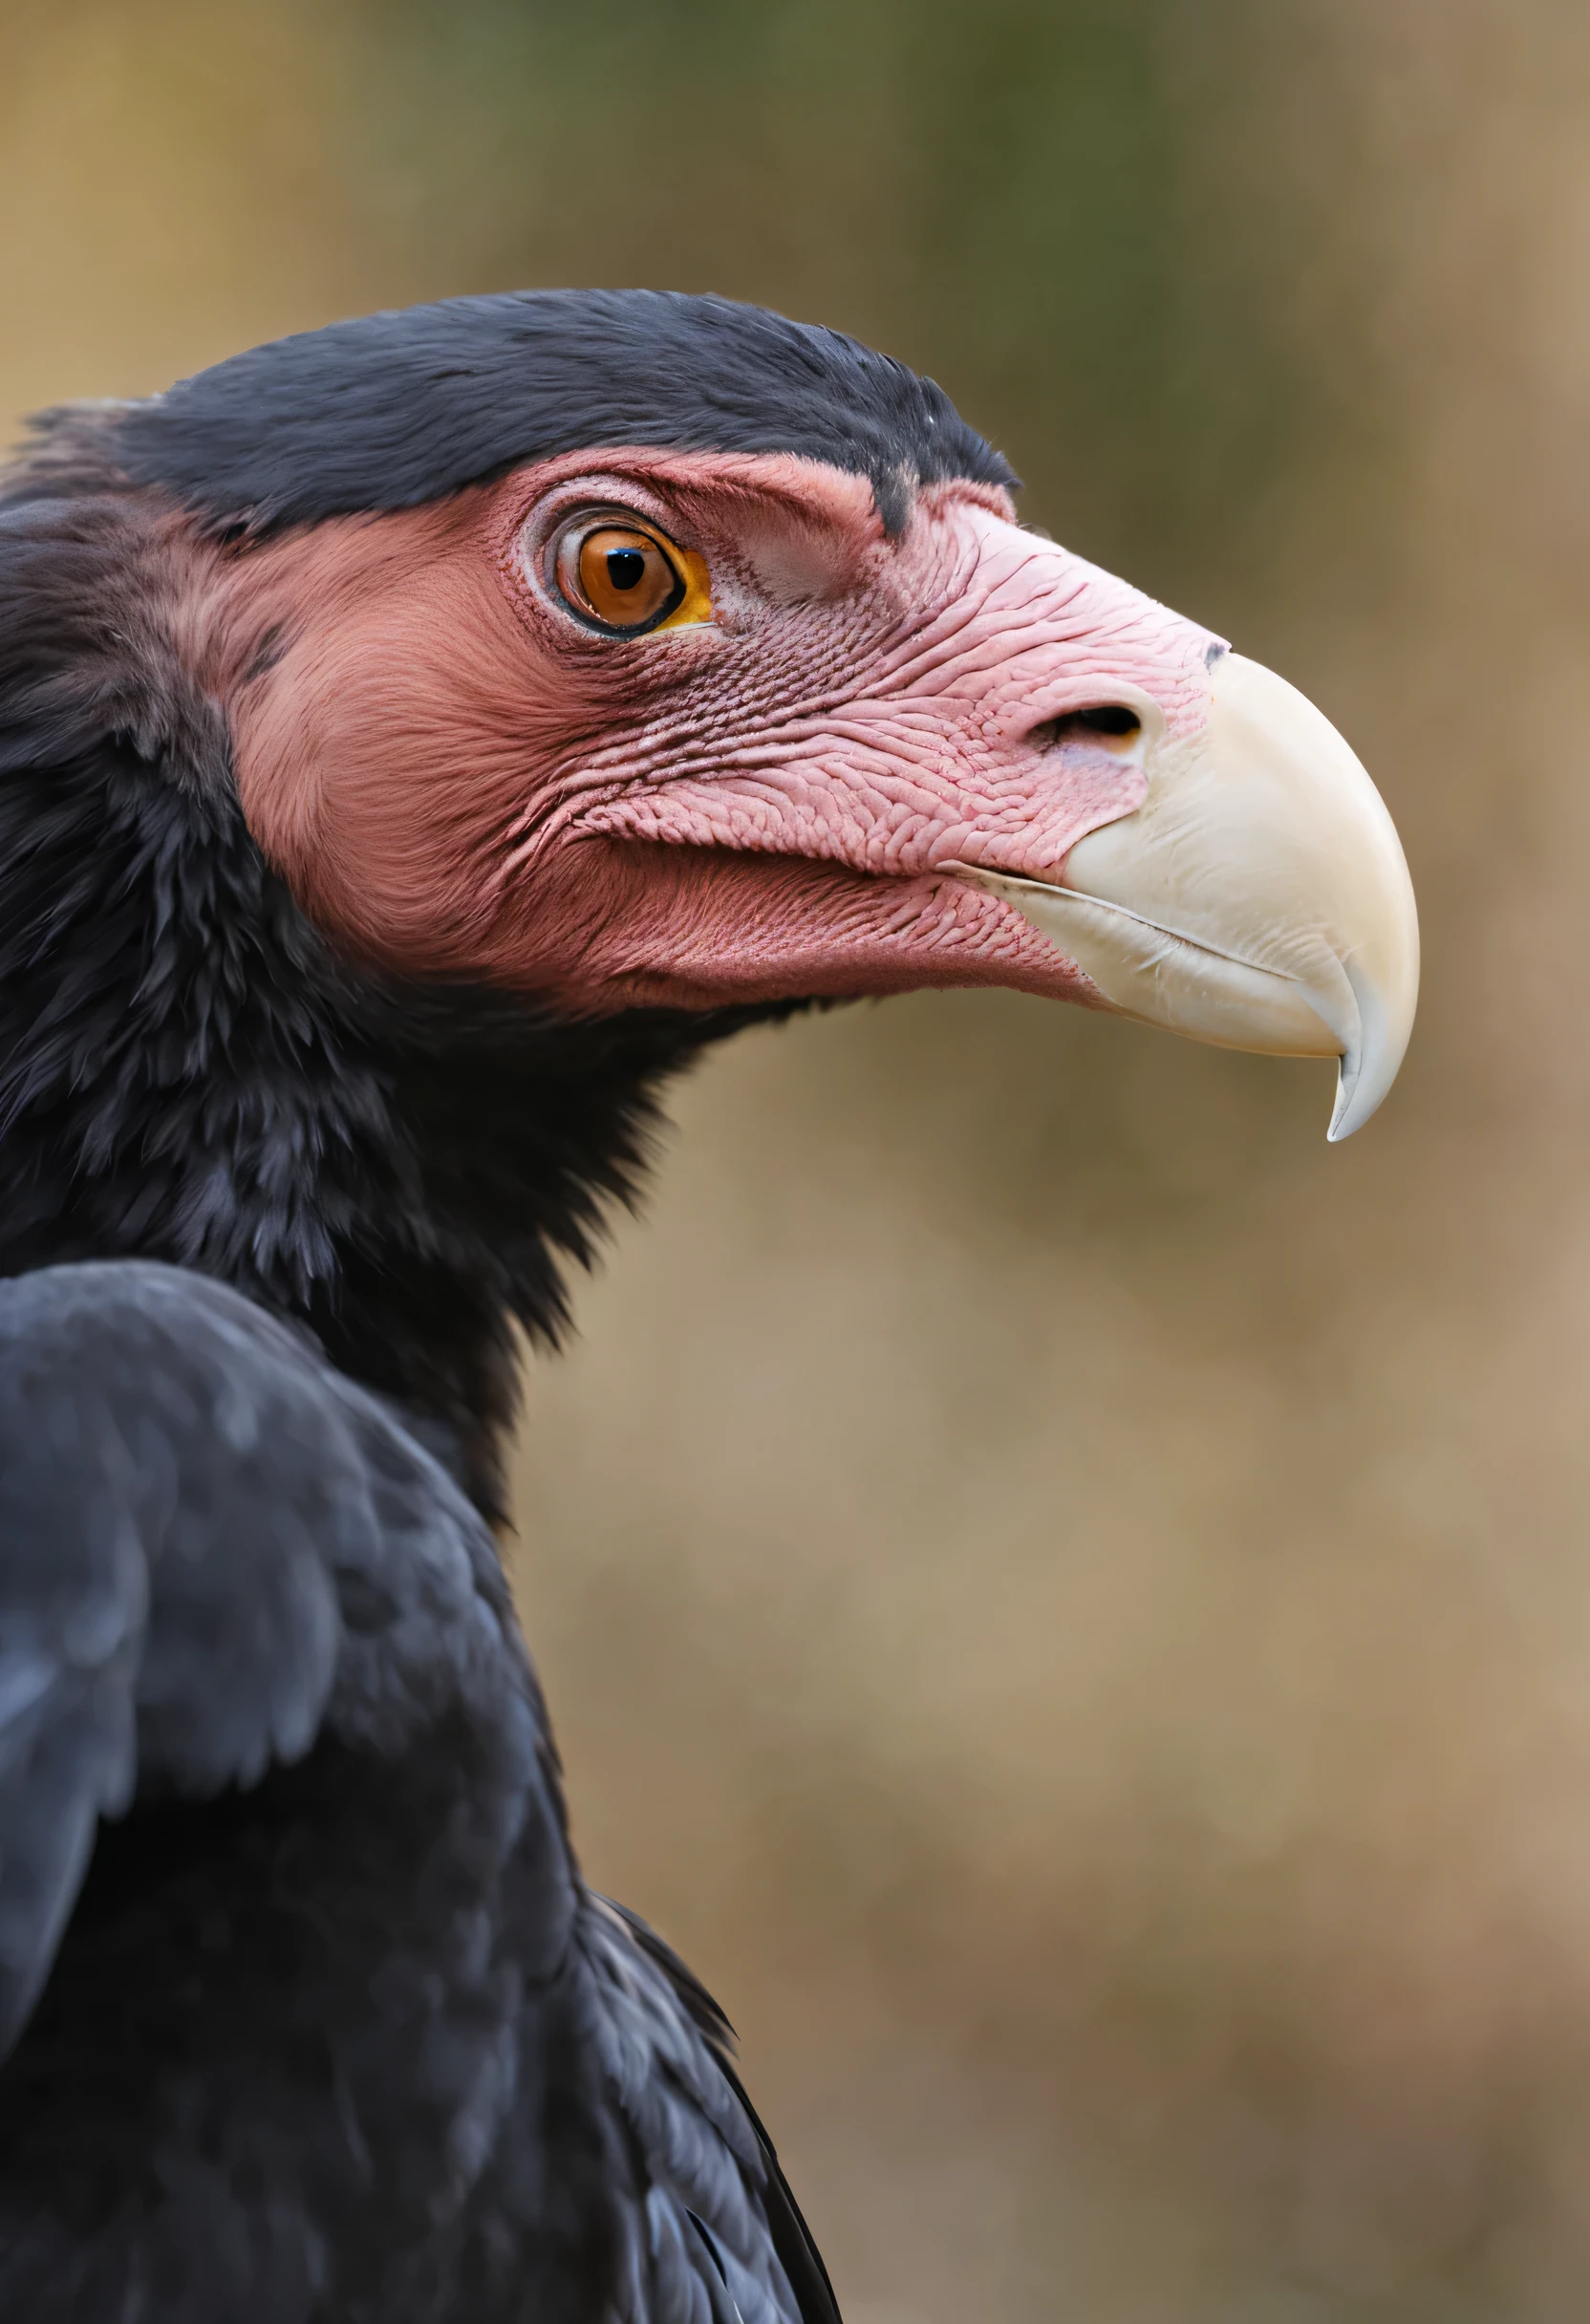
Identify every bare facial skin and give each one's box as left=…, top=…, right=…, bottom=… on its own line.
left=195, top=448, right=1222, bottom=1011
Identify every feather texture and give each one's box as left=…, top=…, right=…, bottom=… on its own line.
left=0, top=1263, right=833, bottom=2321
left=0, top=369, right=840, bottom=2320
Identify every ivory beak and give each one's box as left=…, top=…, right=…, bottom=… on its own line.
left=966, top=652, right=1420, bottom=1140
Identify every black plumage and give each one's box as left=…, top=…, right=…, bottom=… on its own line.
left=0, top=297, right=907, bottom=2320
left=24, top=288, right=1014, bottom=541
left=0, top=1262, right=827, bottom=2322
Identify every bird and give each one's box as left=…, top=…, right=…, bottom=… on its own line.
left=0, top=289, right=1418, bottom=2321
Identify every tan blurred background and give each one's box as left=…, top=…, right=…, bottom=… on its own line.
left=4, top=1, right=1588, bottom=2313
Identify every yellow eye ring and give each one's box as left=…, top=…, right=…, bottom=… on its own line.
left=549, top=513, right=712, bottom=636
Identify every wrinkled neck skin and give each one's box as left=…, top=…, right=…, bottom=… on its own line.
left=0, top=467, right=773, bottom=1518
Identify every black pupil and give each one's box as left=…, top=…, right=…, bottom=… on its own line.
left=606, top=548, right=647, bottom=592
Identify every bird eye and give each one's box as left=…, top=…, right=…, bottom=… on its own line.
left=549, top=515, right=710, bottom=635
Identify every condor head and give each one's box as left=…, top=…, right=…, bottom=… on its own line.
left=102, top=289, right=1416, bottom=1140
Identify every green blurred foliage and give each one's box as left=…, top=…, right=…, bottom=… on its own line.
left=351, top=0, right=1339, bottom=592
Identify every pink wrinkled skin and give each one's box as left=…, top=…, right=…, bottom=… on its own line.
left=195, top=448, right=1222, bottom=1010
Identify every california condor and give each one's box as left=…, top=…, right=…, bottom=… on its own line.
left=0, top=290, right=1417, bottom=2321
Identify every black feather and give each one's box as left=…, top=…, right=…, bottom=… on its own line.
left=0, top=1262, right=833, bottom=2322
left=13, top=289, right=1016, bottom=542
left=0, top=316, right=845, bottom=2320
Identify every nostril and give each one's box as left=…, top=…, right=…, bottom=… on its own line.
left=1031, top=705, right=1144, bottom=751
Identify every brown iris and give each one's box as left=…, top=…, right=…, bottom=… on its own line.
left=552, top=518, right=691, bottom=634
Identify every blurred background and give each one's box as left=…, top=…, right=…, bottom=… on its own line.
left=3, top=1, right=1587, bottom=2313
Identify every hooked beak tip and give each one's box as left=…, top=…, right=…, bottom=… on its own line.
left=972, top=653, right=1420, bottom=1141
